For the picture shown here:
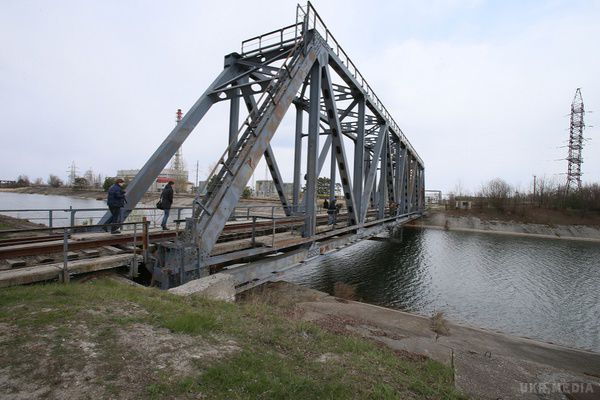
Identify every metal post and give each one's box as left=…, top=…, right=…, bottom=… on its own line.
left=292, top=104, right=303, bottom=213
left=62, top=228, right=70, bottom=283
left=304, top=61, right=322, bottom=237
left=69, top=207, right=75, bottom=228
left=229, top=83, right=240, bottom=158
left=329, top=142, right=336, bottom=201
left=353, top=98, right=365, bottom=221
left=142, top=217, right=149, bottom=264
left=131, top=222, right=138, bottom=278
left=271, top=206, right=275, bottom=248
left=48, top=210, right=53, bottom=229
left=251, top=216, right=257, bottom=246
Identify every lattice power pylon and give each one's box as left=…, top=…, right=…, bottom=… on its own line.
left=566, top=88, right=585, bottom=191
left=98, top=2, right=425, bottom=287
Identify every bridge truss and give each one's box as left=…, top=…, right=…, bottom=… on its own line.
left=101, top=3, right=425, bottom=288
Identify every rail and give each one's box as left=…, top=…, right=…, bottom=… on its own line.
left=0, top=204, right=314, bottom=230
left=0, top=219, right=150, bottom=281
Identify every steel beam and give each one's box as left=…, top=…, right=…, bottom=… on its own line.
left=304, top=59, right=323, bottom=237
left=321, top=65, right=357, bottom=226
left=292, top=104, right=303, bottom=212
left=229, top=82, right=241, bottom=158
left=353, top=97, right=365, bottom=221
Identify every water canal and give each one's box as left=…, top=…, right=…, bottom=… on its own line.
left=282, top=227, right=600, bottom=352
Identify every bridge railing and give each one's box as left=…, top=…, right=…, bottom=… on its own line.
left=0, top=205, right=301, bottom=230
left=241, top=22, right=303, bottom=56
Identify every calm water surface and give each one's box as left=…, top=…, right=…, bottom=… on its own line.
left=0, top=192, right=183, bottom=228
left=282, top=228, right=600, bottom=352
left=0, top=192, right=107, bottom=226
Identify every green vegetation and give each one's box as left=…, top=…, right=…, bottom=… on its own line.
left=0, top=279, right=466, bottom=399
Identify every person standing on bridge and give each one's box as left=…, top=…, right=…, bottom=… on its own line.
left=327, top=198, right=337, bottom=225
left=106, top=178, right=126, bottom=234
left=159, top=181, right=174, bottom=231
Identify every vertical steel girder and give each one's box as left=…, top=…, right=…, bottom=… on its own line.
left=303, top=58, right=323, bottom=237
left=228, top=83, right=241, bottom=158
left=353, top=98, right=366, bottom=221
left=385, top=136, right=395, bottom=205
left=292, top=104, right=303, bottom=212
left=395, top=145, right=408, bottom=213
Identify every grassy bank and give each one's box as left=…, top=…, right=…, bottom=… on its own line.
left=0, top=278, right=466, bottom=399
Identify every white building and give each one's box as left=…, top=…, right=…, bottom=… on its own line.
left=117, top=168, right=193, bottom=192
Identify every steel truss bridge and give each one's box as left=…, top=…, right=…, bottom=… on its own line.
left=100, top=2, right=425, bottom=289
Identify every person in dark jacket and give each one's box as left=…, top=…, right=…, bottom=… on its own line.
left=106, top=178, right=126, bottom=234
left=327, top=198, right=337, bottom=225
left=160, top=181, right=174, bottom=230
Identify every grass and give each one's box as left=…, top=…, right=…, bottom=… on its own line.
left=0, top=278, right=467, bottom=399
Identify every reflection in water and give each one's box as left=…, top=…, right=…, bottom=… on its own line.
left=283, top=228, right=600, bottom=352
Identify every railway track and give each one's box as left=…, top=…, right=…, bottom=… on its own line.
left=0, top=212, right=361, bottom=259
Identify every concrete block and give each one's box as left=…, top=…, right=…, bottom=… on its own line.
left=103, top=246, right=124, bottom=254
left=169, top=273, right=236, bottom=302
left=66, top=252, right=79, bottom=260
left=6, top=259, right=26, bottom=268
left=81, top=249, right=100, bottom=258
left=36, top=256, right=55, bottom=264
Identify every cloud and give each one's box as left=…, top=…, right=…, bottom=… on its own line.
left=0, top=0, right=598, bottom=195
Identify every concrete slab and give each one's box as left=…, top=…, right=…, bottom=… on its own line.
left=36, top=256, right=55, bottom=264
left=169, top=273, right=236, bottom=302
left=6, top=259, right=26, bottom=268
left=261, top=282, right=600, bottom=400
left=81, top=249, right=100, bottom=258
left=66, top=252, right=79, bottom=260
left=103, top=246, right=124, bottom=254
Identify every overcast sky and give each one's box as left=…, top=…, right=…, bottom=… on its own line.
left=1, top=0, right=598, bottom=194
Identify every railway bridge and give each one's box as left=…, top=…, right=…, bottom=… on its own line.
left=1, top=3, right=425, bottom=290
left=102, top=2, right=425, bottom=289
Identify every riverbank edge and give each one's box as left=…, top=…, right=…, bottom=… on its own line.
left=408, top=212, right=600, bottom=242
left=406, top=223, right=600, bottom=243
left=262, top=281, right=600, bottom=399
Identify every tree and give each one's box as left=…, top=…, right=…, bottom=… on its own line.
left=33, top=177, right=44, bottom=186
left=16, top=175, right=30, bottom=187
left=103, top=177, right=116, bottom=192
left=73, top=177, right=89, bottom=190
left=242, top=186, right=252, bottom=199
left=480, top=178, right=512, bottom=210
left=48, top=175, right=63, bottom=188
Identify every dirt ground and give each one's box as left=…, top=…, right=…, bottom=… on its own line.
left=0, top=214, right=45, bottom=231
